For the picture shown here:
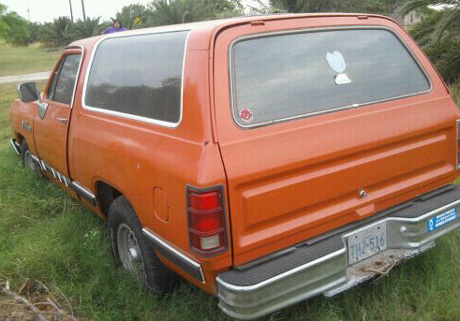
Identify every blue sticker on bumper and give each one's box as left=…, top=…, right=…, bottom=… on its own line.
left=427, top=208, right=458, bottom=232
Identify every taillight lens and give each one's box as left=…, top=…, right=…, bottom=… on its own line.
left=187, top=186, right=227, bottom=255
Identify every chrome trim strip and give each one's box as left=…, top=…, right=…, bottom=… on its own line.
left=30, top=155, right=40, bottom=163
left=227, top=26, right=433, bottom=129
left=39, top=160, right=47, bottom=171
left=81, top=30, right=191, bottom=128
left=143, top=227, right=205, bottom=283
left=10, top=138, right=21, bottom=155
left=70, top=181, right=97, bottom=206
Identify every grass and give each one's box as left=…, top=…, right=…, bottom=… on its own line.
left=2, top=42, right=460, bottom=320
left=0, top=41, right=62, bottom=77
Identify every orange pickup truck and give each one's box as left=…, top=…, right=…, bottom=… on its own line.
left=9, top=13, right=460, bottom=319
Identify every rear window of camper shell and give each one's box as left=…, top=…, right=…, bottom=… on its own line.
left=230, top=27, right=431, bottom=128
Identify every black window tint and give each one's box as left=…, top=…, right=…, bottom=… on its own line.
left=52, top=54, right=81, bottom=105
left=232, top=29, right=431, bottom=127
left=85, top=31, right=189, bottom=124
left=47, top=59, right=65, bottom=100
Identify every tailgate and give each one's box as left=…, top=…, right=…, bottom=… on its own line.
left=212, top=16, right=460, bottom=266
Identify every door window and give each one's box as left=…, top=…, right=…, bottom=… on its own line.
left=47, top=54, right=81, bottom=105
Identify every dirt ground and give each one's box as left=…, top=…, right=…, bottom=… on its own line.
left=0, top=279, right=79, bottom=321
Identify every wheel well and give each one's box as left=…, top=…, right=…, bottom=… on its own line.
left=16, top=133, right=25, bottom=145
left=96, top=181, right=122, bottom=217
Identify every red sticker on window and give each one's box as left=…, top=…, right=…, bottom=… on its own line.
left=239, top=108, right=254, bottom=123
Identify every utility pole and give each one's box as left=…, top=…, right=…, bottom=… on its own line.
left=68, top=0, right=74, bottom=22
left=80, top=0, right=86, bottom=21
left=27, top=6, right=30, bottom=21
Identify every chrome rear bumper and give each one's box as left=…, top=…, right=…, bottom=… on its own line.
left=217, top=185, right=460, bottom=320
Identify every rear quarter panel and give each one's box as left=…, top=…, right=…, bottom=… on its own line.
left=67, top=33, right=231, bottom=293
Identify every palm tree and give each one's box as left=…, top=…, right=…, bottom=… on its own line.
left=253, top=0, right=400, bottom=14
left=402, top=0, right=460, bottom=82
left=71, top=17, right=101, bottom=39
left=147, top=0, right=242, bottom=25
left=116, top=4, right=149, bottom=29
left=39, top=17, right=73, bottom=47
left=401, top=0, right=460, bottom=39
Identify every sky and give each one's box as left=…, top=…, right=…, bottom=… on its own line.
left=1, top=0, right=265, bottom=23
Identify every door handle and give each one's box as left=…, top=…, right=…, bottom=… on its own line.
left=56, top=117, right=68, bottom=124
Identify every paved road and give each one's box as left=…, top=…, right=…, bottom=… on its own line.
left=0, top=71, right=51, bottom=84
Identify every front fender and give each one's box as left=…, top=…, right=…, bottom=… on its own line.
left=10, top=98, right=39, bottom=155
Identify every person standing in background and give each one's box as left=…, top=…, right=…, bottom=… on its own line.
left=102, top=19, right=128, bottom=34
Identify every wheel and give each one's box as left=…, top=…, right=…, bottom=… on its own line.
left=108, top=196, right=177, bottom=292
left=19, top=141, right=40, bottom=173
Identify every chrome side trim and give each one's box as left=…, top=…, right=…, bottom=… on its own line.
left=142, top=228, right=205, bottom=283
left=30, top=155, right=40, bottom=163
left=70, top=181, right=97, bottom=206
left=228, top=26, right=433, bottom=129
left=10, top=138, right=21, bottom=155
left=14, top=146, right=72, bottom=188
left=81, top=30, right=191, bottom=128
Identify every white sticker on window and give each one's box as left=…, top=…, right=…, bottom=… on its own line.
left=326, top=51, right=352, bottom=85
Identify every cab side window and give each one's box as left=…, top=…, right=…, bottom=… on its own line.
left=47, top=54, right=81, bottom=105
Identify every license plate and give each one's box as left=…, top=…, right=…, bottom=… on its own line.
left=347, top=222, right=387, bottom=264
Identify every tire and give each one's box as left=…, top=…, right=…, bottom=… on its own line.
left=19, top=141, right=40, bottom=173
left=108, top=196, right=177, bottom=292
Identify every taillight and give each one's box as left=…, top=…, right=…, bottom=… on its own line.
left=187, top=186, right=227, bottom=255
left=457, top=120, right=460, bottom=169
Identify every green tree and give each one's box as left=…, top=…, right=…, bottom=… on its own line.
left=71, top=17, right=101, bottom=39
left=0, top=3, right=8, bottom=38
left=147, top=0, right=242, bottom=25
left=40, top=17, right=73, bottom=47
left=403, top=1, right=460, bottom=82
left=3, top=12, right=31, bottom=46
left=252, top=0, right=401, bottom=14
left=28, top=22, right=42, bottom=43
left=116, top=4, right=150, bottom=29
left=402, top=0, right=460, bottom=39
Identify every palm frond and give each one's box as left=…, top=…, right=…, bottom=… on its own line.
left=432, top=6, right=460, bottom=39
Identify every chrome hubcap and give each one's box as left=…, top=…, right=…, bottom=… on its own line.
left=117, top=224, right=144, bottom=280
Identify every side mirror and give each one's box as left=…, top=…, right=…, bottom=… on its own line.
left=17, top=82, right=41, bottom=103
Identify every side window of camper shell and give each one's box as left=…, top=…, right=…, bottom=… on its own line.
left=84, top=31, right=189, bottom=125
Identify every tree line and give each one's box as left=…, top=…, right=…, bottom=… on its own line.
left=0, top=0, right=459, bottom=83
left=0, top=0, right=242, bottom=47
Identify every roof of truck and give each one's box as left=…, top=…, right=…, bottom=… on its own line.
left=68, top=13, right=397, bottom=49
